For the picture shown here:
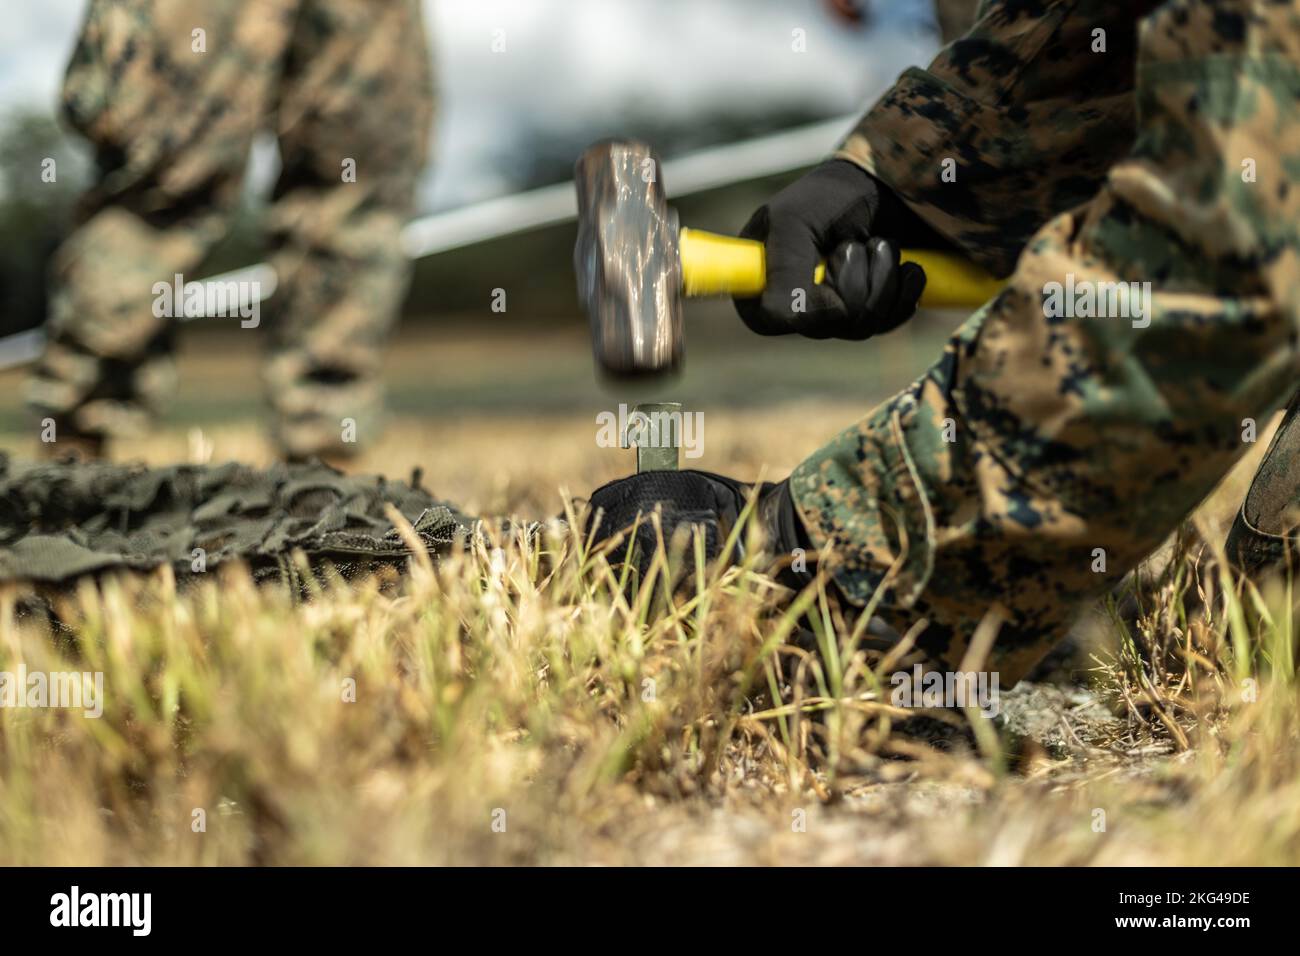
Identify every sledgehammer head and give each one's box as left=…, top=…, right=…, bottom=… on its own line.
left=573, top=140, right=683, bottom=377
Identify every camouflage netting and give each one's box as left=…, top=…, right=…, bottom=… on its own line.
left=0, top=453, right=476, bottom=586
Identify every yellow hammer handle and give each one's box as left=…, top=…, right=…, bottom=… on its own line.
left=678, top=228, right=1002, bottom=309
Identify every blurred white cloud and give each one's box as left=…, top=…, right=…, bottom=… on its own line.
left=425, top=0, right=937, bottom=207
left=0, top=0, right=85, bottom=108
left=0, top=0, right=938, bottom=210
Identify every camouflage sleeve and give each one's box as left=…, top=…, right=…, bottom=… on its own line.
left=793, top=0, right=1300, bottom=685
left=933, top=0, right=981, bottom=46
left=839, top=0, right=1163, bottom=276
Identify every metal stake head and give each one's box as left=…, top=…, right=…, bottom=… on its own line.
left=625, top=402, right=681, bottom=472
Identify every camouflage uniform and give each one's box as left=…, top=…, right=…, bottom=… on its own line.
left=26, top=0, right=434, bottom=458
left=791, top=0, right=1300, bottom=684
left=934, top=0, right=980, bottom=45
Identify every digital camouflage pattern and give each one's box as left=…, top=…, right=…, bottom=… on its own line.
left=794, top=0, right=1300, bottom=684
left=839, top=0, right=1163, bottom=279
left=0, top=454, right=472, bottom=586
left=934, top=0, right=981, bottom=46
left=27, top=0, right=434, bottom=458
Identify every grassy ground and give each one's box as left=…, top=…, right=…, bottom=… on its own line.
left=1, top=319, right=1299, bottom=865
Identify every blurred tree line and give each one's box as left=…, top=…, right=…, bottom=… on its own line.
left=0, top=110, right=87, bottom=338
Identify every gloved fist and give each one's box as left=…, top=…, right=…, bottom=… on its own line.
left=582, top=470, right=809, bottom=584
left=733, top=159, right=928, bottom=340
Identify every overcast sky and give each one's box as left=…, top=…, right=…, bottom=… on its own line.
left=0, top=0, right=940, bottom=210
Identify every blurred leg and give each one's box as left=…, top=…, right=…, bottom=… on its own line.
left=28, top=0, right=298, bottom=449
left=791, top=0, right=1300, bottom=684
left=263, top=0, right=434, bottom=459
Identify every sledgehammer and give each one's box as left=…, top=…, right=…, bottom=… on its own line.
left=573, top=139, right=1002, bottom=377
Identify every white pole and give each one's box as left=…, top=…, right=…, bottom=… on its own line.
left=0, top=115, right=855, bottom=371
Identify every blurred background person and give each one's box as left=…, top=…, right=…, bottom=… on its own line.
left=0, top=0, right=967, bottom=513
left=24, top=0, right=435, bottom=461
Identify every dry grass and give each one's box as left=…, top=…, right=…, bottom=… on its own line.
left=1, top=404, right=1299, bottom=866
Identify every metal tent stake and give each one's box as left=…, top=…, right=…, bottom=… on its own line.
left=625, top=402, right=681, bottom=473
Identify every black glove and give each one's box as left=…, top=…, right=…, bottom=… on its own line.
left=733, top=159, right=930, bottom=340
left=581, top=471, right=912, bottom=662
left=582, top=470, right=810, bottom=585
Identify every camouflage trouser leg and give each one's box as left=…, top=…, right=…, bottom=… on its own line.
left=262, top=0, right=434, bottom=459
left=27, top=0, right=299, bottom=442
left=791, top=0, right=1300, bottom=685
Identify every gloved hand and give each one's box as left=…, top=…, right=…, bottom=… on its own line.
left=733, top=159, right=931, bottom=340
left=582, top=470, right=810, bottom=585
left=582, top=471, right=913, bottom=665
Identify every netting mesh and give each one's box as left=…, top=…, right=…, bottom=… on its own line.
left=0, top=453, right=475, bottom=586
